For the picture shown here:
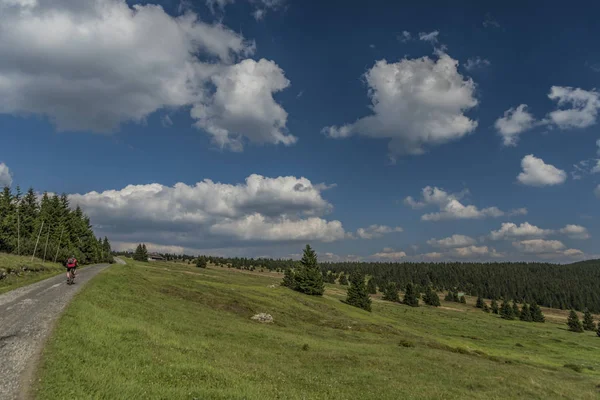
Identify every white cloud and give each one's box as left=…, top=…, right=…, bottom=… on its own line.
left=546, top=86, right=600, bottom=129
left=483, top=13, right=500, bottom=28
left=450, top=245, right=495, bottom=258
left=423, top=252, right=443, bottom=259
left=405, top=186, right=524, bottom=221
left=0, top=0, right=293, bottom=151
left=191, top=58, right=296, bottom=151
left=0, top=163, right=12, bottom=187
left=211, top=214, right=345, bottom=242
left=398, top=31, right=412, bottom=42
left=495, top=104, right=536, bottom=146
left=372, top=249, right=407, bottom=260
left=465, top=57, right=490, bottom=71
left=418, top=31, right=439, bottom=43
left=356, top=225, right=403, bottom=239
left=323, top=52, right=478, bottom=156
left=490, top=222, right=553, bottom=240
left=563, top=248, right=584, bottom=257
left=517, top=155, right=567, bottom=187
left=512, top=239, right=565, bottom=254
left=70, top=174, right=346, bottom=249
left=560, top=224, right=590, bottom=239
left=427, top=234, right=476, bottom=248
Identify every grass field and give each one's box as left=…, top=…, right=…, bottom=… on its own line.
left=0, top=253, right=65, bottom=294
left=35, top=259, right=600, bottom=399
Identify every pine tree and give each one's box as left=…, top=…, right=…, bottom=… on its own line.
left=491, top=299, right=499, bottom=314
left=403, top=283, right=419, bottom=307
left=520, top=304, right=533, bottom=322
left=345, top=271, right=372, bottom=311
left=582, top=309, right=596, bottom=331
left=366, top=278, right=377, bottom=294
left=382, top=282, right=400, bottom=302
left=141, top=244, right=148, bottom=260
left=293, top=245, right=324, bottom=296
left=133, top=244, right=144, bottom=261
left=501, top=300, right=515, bottom=320
left=423, top=287, right=440, bottom=306
left=282, top=268, right=295, bottom=288
left=459, top=295, right=466, bottom=304
left=512, top=301, right=520, bottom=317
left=530, top=302, right=545, bottom=323
left=476, top=295, right=484, bottom=308
left=567, top=310, right=584, bottom=333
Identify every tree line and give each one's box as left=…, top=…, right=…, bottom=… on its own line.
left=0, top=186, right=113, bottom=265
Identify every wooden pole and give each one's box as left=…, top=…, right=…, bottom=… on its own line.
left=43, top=228, right=50, bottom=264
left=54, top=226, right=64, bottom=263
left=31, top=221, right=44, bottom=262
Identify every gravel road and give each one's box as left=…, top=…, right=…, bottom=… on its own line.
left=0, top=264, right=109, bottom=400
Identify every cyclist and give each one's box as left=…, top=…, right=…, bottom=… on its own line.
left=66, top=255, right=78, bottom=283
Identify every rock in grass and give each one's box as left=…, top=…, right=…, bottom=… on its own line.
left=251, top=313, right=273, bottom=323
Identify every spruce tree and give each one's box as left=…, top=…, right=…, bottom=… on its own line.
left=196, top=256, right=207, bottom=268
left=345, top=271, right=372, bottom=311
left=423, top=288, right=440, bottom=306
left=382, top=282, right=400, bottom=302
left=133, top=244, right=144, bottom=261
left=520, top=304, right=533, bottom=322
left=281, top=268, right=295, bottom=288
left=141, top=244, right=148, bottom=260
left=482, top=302, right=490, bottom=313
left=366, top=278, right=377, bottom=294
left=582, top=309, right=596, bottom=331
left=567, top=310, right=584, bottom=333
left=476, top=295, right=484, bottom=308
left=293, top=245, right=324, bottom=296
left=501, top=300, right=515, bottom=320
left=339, top=273, right=348, bottom=285
left=512, top=301, right=520, bottom=317
left=403, top=283, right=419, bottom=307
left=530, top=302, right=545, bottom=323
left=459, top=295, right=466, bottom=304
left=444, top=291, right=454, bottom=302
left=491, top=299, right=499, bottom=314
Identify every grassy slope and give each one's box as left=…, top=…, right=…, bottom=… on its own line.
left=0, top=252, right=65, bottom=294
left=35, top=259, right=600, bottom=400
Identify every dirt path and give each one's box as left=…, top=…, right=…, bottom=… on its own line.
left=0, top=264, right=109, bottom=400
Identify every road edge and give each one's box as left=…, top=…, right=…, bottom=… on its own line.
left=17, top=264, right=111, bottom=400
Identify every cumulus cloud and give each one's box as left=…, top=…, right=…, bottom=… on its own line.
left=398, top=31, right=412, bottom=42
left=356, top=225, right=403, bottom=239
left=517, top=155, right=567, bottom=187
left=0, top=0, right=293, bottom=151
left=427, top=234, right=476, bottom=248
left=191, top=59, right=296, bottom=151
left=405, top=186, right=525, bottom=221
left=490, top=222, right=553, bottom=240
left=560, top=224, right=590, bottom=239
left=418, top=31, right=439, bottom=43
left=0, top=163, right=12, bottom=187
left=70, top=174, right=346, bottom=249
left=465, top=57, right=490, bottom=71
left=323, top=52, right=478, bottom=157
left=372, top=249, right=407, bottom=260
left=450, top=245, right=497, bottom=258
left=512, top=239, right=565, bottom=254
left=546, top=86, right=600, bottom=129
left=495, top=104, right=536, bottom=146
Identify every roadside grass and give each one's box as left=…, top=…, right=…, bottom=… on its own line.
left=35, top=259, right=600, bottom=399
left=0, top=252, right=65, bottom=294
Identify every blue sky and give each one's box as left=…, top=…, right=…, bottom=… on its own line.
left=0, top=0, right=599, bottom=262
